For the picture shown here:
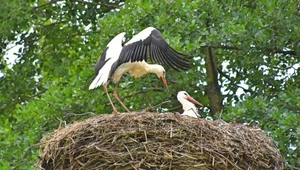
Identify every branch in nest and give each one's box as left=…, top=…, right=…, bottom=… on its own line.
left=167, top=105, right=181, bottom=112
left=105, top=87, right=165, bottom=106
left=64, top=112, right=96, bottom=117
left=140, top=100, right=171, bottom=112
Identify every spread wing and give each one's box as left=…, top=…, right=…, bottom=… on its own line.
left=118, top=27, right=190, bottom=71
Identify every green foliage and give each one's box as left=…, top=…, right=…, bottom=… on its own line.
left=0, top=0, right=299, bottom=169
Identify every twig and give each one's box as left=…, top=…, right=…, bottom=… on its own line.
left=273, top=64, right=298, bottom=70
left=64, top=112, right=96, bottom=117
left=285, top=163, right=300, bottom=170
left=58, top=119, right=67, bottom=128
left=140, top=100, right=171, bottom=112
left=218, top=109, right=223, bottom=119
left=144, top=131, right=148, bottom=143
left=170, top=122, right=173, bottom=138
left=75, top=0, right=123, bottom=8
left=167, top=105, right=181, bottom=112
left=42, top=20, right=68, bottom=27
left=0, top=89, right=47, bottom=112
left=29, top=0, right=122, bottom=12
left=124, top=145, right=134, bottom=160
left=105, top=87, right=165, bottom=106
left=217, top=68, right=255, bottom=94
left=201, top=44, right=297, bottom=55
left=24, top=142, right=41, bottom=160
left=29, top=0, right=61, bottom=12
left=205, top=148, right=242, bottom=170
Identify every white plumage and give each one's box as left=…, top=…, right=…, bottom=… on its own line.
left=89, top=27, right=190, bottom=114
left=126, top=27, right=155, bottom=44
left=89, top=32, right=125, bottom=89
left=177, top=91, right=204, bottom=118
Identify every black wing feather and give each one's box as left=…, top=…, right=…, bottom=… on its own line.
left=158, top=49, right=181, bottom=71
left=152, top=43, right=183, bottom=71
left=118, top=28, right=191, bottom=71
left=150, top=44, right=159, bottom=63
left=94, top=46, right=109, bottom=76
left=165, top=48, right=190, bottom=69
left=167, top=48, right=190, bottom=68
left=150, top=30, right=190, bottom=70
left=152, top=45, right=163, bottom=64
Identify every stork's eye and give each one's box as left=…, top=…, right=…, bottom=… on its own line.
left=184, top=92, right=188, bottom=96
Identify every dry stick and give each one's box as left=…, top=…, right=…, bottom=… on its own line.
left=170, top=122, right=173, bottom=138
left=167, top=105, right=181, bottom=112
left=140, top=100, right=171, bottom=112
left=64, top=112, right=96, bottom=117
left=138, top=158, right=146, bottom=169
left=144, top=131, right=148, bottom=143
left=124, top=145, right=134, bottom=160
left=129, top=162, right=139, bottom=170
left=207, top=148, right=242, bottom=170
left=105, top=87, right=165, bottom=106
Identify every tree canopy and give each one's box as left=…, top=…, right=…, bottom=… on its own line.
left=0, top=0, right=299, bottom=169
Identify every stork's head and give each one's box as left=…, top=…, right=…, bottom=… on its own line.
left=177, top=91, right=203, bottom=110
left=152, top=65, right=168, bottom=90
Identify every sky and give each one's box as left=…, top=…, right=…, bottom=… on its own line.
left=5, top=43, right=22, bottom=68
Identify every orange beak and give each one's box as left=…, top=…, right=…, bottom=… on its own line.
left=160, top=76, right=168, bottom=91
left=186, top=96, right=204, bottom=107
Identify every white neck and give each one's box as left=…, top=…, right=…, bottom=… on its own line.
left=178, top=98, right=197, bottom=111
left=178, top=98, right=200, bottom=118
left=182, top=108, right=200, bottom=118
left=147, top=64, right=163, bottom=74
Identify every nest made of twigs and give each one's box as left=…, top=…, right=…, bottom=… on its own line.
left=37, top=112, right=284, bottom=170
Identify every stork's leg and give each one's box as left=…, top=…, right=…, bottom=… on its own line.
left=113, top=82, right=131, bottom=113
left=102, top=84, right=118, bottom=114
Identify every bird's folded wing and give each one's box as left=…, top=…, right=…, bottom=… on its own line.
left=93, top=47, right=109, bottom=76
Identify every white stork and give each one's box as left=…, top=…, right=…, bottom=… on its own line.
left=177, top=91, right=204, bottom=118
left=89, top=27, right=190, bottom=114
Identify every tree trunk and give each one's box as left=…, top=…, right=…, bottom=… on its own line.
left=204, top=47, right=223, bottom=117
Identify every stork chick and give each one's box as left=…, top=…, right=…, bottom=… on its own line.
left=177, top=91, right=204, bottom=118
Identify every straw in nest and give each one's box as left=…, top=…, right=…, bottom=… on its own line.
left=37, top=112, right=284, bottom=170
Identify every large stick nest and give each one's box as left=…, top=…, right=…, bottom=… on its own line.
left=37, top=112, right=284, bottom=170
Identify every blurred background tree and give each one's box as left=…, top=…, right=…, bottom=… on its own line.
left=0, top=0, right=299, bottom=169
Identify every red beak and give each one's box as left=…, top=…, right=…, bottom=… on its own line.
left=186, top=96, right=203, bottom=107
left=160, top=77, right=168, bottom=91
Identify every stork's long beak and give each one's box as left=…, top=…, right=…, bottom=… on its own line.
left=186, top=96, right=204, bottom=107
left=160, top=77, right=168, bottom=91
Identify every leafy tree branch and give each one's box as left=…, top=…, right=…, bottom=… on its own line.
left=201, top=45, right=297, bottom=56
